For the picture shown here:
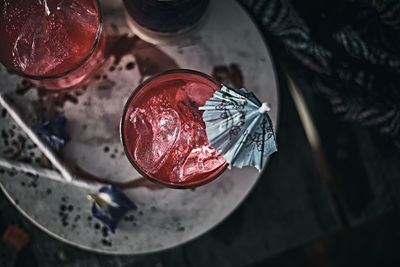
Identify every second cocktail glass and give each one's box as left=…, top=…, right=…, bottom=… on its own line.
left=0, top=0, right=105, bottom=90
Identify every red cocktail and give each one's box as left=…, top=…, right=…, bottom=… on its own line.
left=0, top=0, right=104, bottom=90
left=121, top=70, right=228, bottom=188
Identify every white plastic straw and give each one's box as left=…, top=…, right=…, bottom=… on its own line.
left=0, top=93, right=75, bottom=183
left=0, top=157, right=96, bottom=190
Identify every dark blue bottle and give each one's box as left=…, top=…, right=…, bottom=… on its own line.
left=123, top=0, right=210, bottom=43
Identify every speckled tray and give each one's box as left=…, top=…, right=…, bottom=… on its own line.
left=0, top=0, right=278, bottom=254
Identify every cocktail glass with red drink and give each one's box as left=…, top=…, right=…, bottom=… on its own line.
left=121, top=69, right=228, bottom=189
left=0, top=0, right=104, bottom=90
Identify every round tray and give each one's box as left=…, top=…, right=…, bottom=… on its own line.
left=0, top=0, right=278, bottom=254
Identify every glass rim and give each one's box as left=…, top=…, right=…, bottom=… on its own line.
left=3, top=0, right=103, bottom=81
left=120, top=69, right=228, bottom=189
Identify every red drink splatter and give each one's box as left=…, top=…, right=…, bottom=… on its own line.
left=122, top=71, right=227, bottom=188
left=0, top=0, right=100, bottom=78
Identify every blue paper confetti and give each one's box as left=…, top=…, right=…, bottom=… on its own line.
left=88, top=185, right=137, bottom=233
left=200, top=85, right=277, bottom=171
left=32, top=113, right=70, bottom=151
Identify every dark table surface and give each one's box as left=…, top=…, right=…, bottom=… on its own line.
left=2, top=10, right=400, bottom=267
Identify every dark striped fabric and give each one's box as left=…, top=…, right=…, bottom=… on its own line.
left=239, top=0, right=400, bottom=146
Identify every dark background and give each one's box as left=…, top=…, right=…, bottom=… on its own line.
left=2, top=0, right=400, bottom=266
